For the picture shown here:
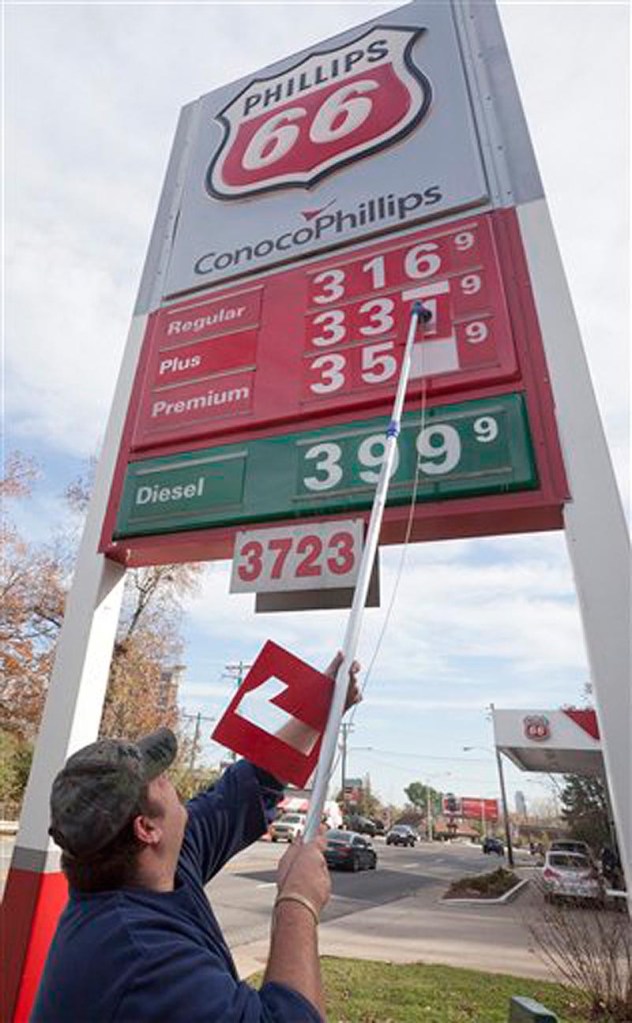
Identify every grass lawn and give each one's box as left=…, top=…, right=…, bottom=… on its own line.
left=260, top=958, right=586, bottom=1022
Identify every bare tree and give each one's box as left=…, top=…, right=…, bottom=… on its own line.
left=526, top=878, right=632, bottom=1021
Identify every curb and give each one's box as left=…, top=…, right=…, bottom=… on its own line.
left=443, top=877, right=529, bottom=905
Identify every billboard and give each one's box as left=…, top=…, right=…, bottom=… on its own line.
left=101, top=0, right=568, bottom=565
left=157, top=8, right=491, bottom=298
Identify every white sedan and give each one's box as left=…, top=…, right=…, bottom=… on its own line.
left=541, top=850, right=604, bottom=906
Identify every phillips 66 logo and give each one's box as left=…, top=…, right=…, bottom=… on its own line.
left=523, top=715, right=551, bottom=742
left=207, top=25, right=432, bottom=200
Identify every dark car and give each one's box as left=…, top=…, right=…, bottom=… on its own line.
left=482, top=836, right=504, bottom=856
left=386, top=825, right=417, bottom=847
left=347, top=815, right=376, bottom=837
left=324, top=830, right=378, bottom=872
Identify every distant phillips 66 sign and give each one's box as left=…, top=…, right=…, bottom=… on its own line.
left=208, top=27, right=432, bottom=200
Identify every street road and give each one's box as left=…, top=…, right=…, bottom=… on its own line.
left=208, top=837, right=512, bottom=949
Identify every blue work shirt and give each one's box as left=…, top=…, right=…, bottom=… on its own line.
left=31, top=760, right=322, bottom=1022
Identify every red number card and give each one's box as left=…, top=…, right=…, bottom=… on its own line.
left=211, top=641, right=334, bottom=787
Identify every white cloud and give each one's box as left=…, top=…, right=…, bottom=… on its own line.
left=180, top=530, right=587, bottom=712
left=5, top=3, right=626, bottom=806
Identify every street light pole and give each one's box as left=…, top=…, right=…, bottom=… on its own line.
left=495, top=747, right=515, bottom=868
left=463, top=743, right=514, bottom=868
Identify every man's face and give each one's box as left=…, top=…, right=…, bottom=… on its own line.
left=147, top=772, right=188, bottom=860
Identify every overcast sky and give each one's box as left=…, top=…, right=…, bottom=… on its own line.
left=4, top=1, right=629, bottom=809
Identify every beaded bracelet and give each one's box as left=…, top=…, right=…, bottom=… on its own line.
left=274, top=893, right=320, bottom=927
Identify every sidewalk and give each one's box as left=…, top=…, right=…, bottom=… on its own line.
left=233, top=877, right=550, bottom=982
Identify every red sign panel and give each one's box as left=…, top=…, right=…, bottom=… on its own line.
left=460, top=798, right=499, bottom=822
left=131, top=214, right=519, bottom=452
left=102, top=207, right=569, bottom=565
left=207, top=26, right=431, bottom=200
left=211, top=640, right=333, bottom=787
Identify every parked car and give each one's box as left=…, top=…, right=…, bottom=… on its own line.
left=541, top=851, right=604, bottom=905
left=549, top=839, right=594, bottom=862
left=386, top=825, right=417, bottom=847
left=482, top=836, right=504, bottom=856
left=269, top=813, right=305, bottom=843
left=324, top=830, right=377, bottom=872
left=346, top=815, right=376, bottom=837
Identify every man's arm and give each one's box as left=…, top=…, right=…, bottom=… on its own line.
left=262, top=835, right=331, bottom=1020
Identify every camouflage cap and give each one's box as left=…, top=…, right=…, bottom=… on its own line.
left=49, top=728, right=177, bottom=858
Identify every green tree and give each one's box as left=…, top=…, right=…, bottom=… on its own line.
left=0, top=730, right=33, bottom=810
left=0, top=453, right=66, bottom=740
left=404, top=781, right=442, bottom=813
left=560, top=774, right=610, bottom=851
left=1, top=455, right=205, bottom=810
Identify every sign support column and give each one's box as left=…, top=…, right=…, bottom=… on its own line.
left=0, top=315, right=150, bottom=1021
left=518, top=199, right=631, bottom=908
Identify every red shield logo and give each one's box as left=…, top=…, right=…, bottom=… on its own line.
left=207, top=25, right=432, bottom=200
left=523, top=715, right=551, bottom=742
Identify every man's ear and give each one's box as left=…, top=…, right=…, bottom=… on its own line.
left=133, top=814, right=161, bottom=848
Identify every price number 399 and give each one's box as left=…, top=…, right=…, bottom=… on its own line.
left=301, top=416, right=499, bottom=492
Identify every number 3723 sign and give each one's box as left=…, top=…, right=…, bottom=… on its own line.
left=230, top=520, right=364, bottom=594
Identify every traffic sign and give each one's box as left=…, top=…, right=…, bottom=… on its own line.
left=211, top=641, right=334, bottom=786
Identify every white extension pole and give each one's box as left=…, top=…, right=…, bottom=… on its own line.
left=304, top=301, right=427, bottom=841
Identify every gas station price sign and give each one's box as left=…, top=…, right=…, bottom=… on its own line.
left=130, top=213, right=518, bottom=453
left=114, top=392, right=537, bottom=539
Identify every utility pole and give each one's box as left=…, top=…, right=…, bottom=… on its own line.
left=223, top=661, right=251, bottom=761
left=426, top=785, right=434, bottom=842
left=339, top=722, right=354, bottom=809
left=181, top=711, right=216, bottom=772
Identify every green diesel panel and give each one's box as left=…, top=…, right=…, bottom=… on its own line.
left=115, top=449, right=247, bottom=536
left=114, top=393, right=537, bottom=538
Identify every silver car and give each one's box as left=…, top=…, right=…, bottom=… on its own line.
left=541, top=850, right=604, bottom=905
left=269, top=813, right=305, bottom=842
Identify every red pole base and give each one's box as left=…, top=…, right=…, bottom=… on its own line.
left=1, top=866, right=68, bottom=1022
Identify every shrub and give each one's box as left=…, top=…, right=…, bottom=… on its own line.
left=444, top=867, right=520, bottom=900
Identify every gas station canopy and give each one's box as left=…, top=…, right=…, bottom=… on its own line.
left=492, top=707, right=603, bottom=777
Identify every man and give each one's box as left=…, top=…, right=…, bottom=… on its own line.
left=32, top=658, right=360, bottom=1022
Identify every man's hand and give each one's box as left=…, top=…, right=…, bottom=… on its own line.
left=266, top=833, right=330, bottom=1016
left=324, top=652, right=361, bottom=713
left=276, top=833, right=331, bottom=919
